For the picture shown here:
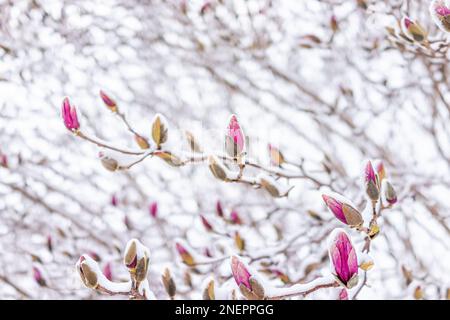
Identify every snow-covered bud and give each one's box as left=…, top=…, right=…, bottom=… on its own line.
left=231, top=256, right=265, bottom=300
left=268, top=144, right=285, bottom=166
left=154, top=151, right=182, bottom=167
left=185, top=131, right=202, bottom=153
left=430, top=0, right=450, bottom=33
left=33, top=266, right=46, bottom=286
left=200, top=1, right=213, bottom=15
left=99, top=152, right=118, bottom=171
left=135, top=134, right=150, bottom=149
left=328, top=229, right=359, bottom=289
left=364, top=160, right=380, bottom=201
left=103, top=262, right=112, bottom=281
left=359, top=253, right=374, bottom=271
left=258, top=174, right=290, bottom=198
left=216, top=200, right=224, bottom=217
left=401, top=16, right=427, bottom=42
left=202, top=278, right=215, bottom=300
left=123, top=239, right=150, bottom=283
left=383, top=180, right=397, bottom=206
left=200, top=215, right=213, bottom=232
left=208, top=155, right=229, bottom=181
left=356, top=0, right=367, bottom=10
left=151, top=113, right=168, bottom=148
left=338, top=288, right=348, bottom=300
left=322, top=193, right=363, bottom=227
left=234, top=231, right=245, bottom=251
left=99, top=90, right=118, bottom=112
left=61, top=97, right=80, bottom=131
left=175, top=242, right=195, bottom=266
left=76, top=255, right=99, bottom=289
left=225, top=114, right=245, bottom=159
left=162, top=268, right=176, bottom=299
left=230, top=210, right=242, bottom=225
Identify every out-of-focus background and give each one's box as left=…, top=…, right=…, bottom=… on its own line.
left=0, top=0, right=449, bottom=299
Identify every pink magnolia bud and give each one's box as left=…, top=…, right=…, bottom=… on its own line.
left=338, top=288, right=349, bottom=300
left=364, top=160, right=380, bottom=201
left=88, top=251, right=101, bottom=262
left=328, top=229, right=359, bottom=289
left=103, top=262, right=113, bottom=281
left=401, top=16, right=427, bottom=42
left=204, top=247, right=213, bottom=258
left=330, top=15, right=338, bottom=32
left=322, top=194, right=363, bottom=227
left=0, top=154, right=7, bottom=168
left=231, top=256, right=251, bottom=291
left=149, top=201, right=158, bottom=218
left=225, top=114, right=245, bottom=158
left=175, top=242, right=195, bottom=266
left=33, top=266, right=46, bottom=286
left=200, top=1, right=212, bottom=15
left=216, top=200, right=224, bottom=217
left=76, top=255, right=99, bottom=289
left=383, top=180, right=397, bottom=206
left=430, top=0, right=450, bottom=32
left=230, top=210, right=242, bottom=225
left=231, top=256, right=265, bottom=299
left=111, top=194, right=118, bottom=207
left=61, top=97, right=80, bottom=131
left=200, top=215, right=213, bottom=231
left=99, top=90, right=118, bottom=112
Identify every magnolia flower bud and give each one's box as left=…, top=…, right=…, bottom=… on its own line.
left=61, top=97, right=80, bottom=131
left=151, top=113, right=168, bottom=148
left=76, top=255, right=99, bottom=289
left=270, top=269, right=290, bottom=284
left=230, top=210, right=242, bottom=225
left=162, top=268, right=176, bottom=299
left=89, top=252, right=101, bottom=262
left=0, top=154, right=7, bottom=168
left=383, top=180, right=397, bottom=206
left=364, top=160, right=380, bottom=202
left=414, top=286, right=424, bottom=300
left=430, top=0, right=450, bottom=33
left=149, top=201, right=158, bottom=218
left=200, top=215, right=213, bottom=232
left=208, top=155, right=229, bottom=181
left=225, top=114, right=245, bottom=159
left=99, top=90, right=118, bottom=112
left=338, top=288, right=348, bottom=300
left=123, top=239, right=150, bottom=284
left=234, top=231, right=245, bottom=251
left=268, top=144, right=285, bottom=166
left=330, top=15, right=338, bottom=32
left=185, top=131, right=202, bottom=153
left=103, top=262, right=112, bottom=281
left=258, top=174, right=291, bottom=198
left=154, top=151, right=182, bottom=167
left=175, top=242, right=195, bottom=266
left=99, top=152, right=119, bottom=171
left=200, top=1, right=212, bottom=15
left=47, top=235, right=53, bottom=252
left=202, top=278, right=215, bottom=300
left=401, top=16, right=427, bottom=42
left=322, top=193, right=363, bottom=227
left=231, top=256, right=265, bottom=300
left=33, top=266, right=46, bottom=287
left=374, top=160, right=386, bottom=182
left=328, top=229, right=359, bottom=289
left=216, top=200, right=224, bottom=217
left=111, top=194, right=118, bottom=207
left=135, top=134, right=150, bottom=149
